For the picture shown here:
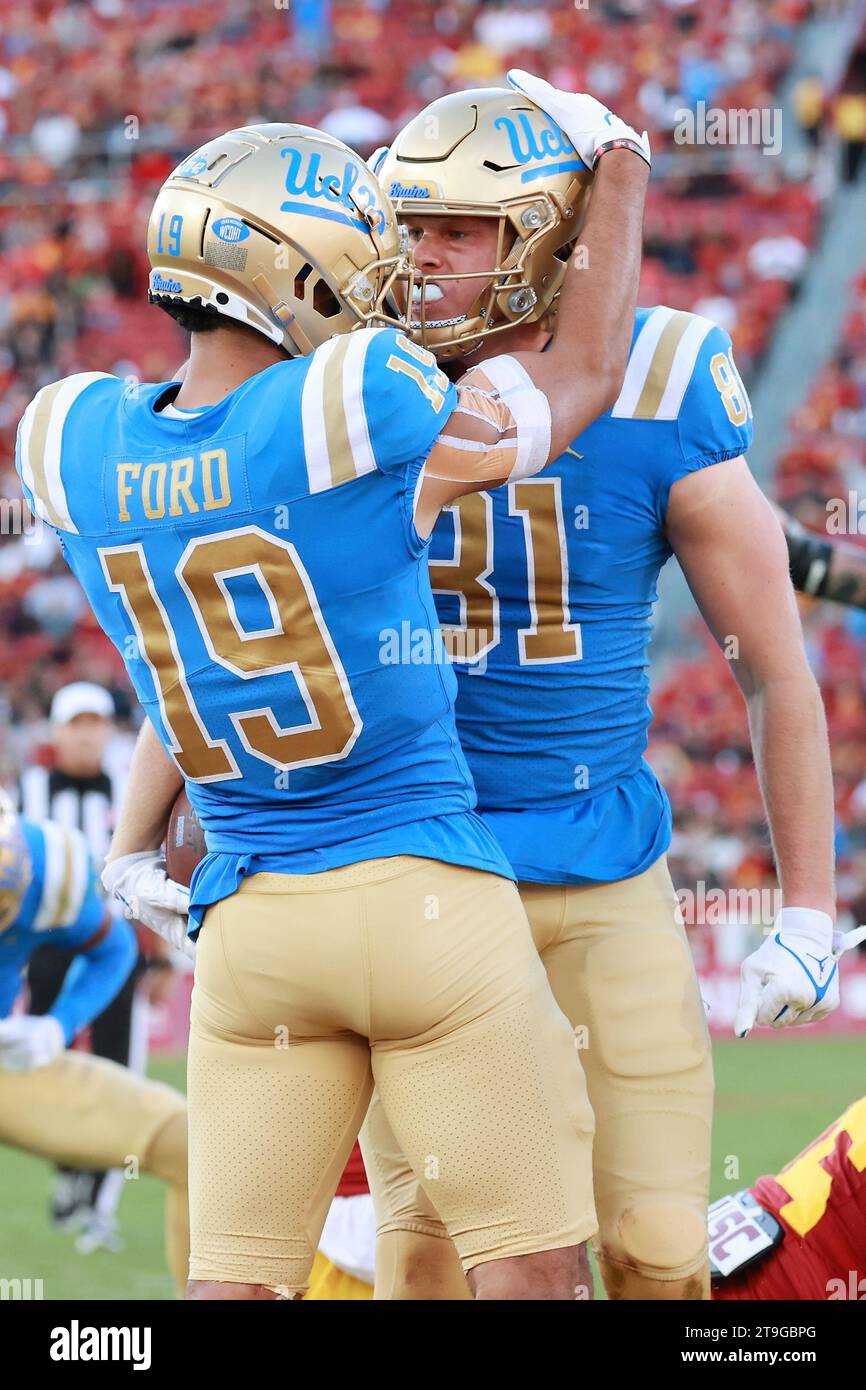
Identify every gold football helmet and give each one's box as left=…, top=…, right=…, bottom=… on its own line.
left=147, top=124, right=408, bottom=357
left=377, top=88, right=593, bottom=359
left=0, top=790, right=32, bottom=934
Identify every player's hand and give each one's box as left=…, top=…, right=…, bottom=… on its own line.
left=506, top=70, right=651, bottom=170
left=102, top=851, right=195, bottom=960
left=0, top=1014, right=65, bottom=1072
left=734, top=908, right=866, bottom=1035
left=367, top=146, right=389, bottom=175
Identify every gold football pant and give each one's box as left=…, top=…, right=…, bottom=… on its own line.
left=0, top=1050, right=189, bottom=1295
left=361, top=856, right=714, bottom=1300
left=187, top=856, right=596, bottom=1294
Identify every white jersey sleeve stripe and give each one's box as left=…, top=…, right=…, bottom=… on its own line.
left=65, top=827, right=93, bottom=924
left=16, top=394, right=46, bottom=525
left=34, top=821, right=67, bottom=930
left=301, top=337, right=341, bottom=494
left=610, top=306, right=676, bottom=419
left=342, top=328, right=380, bottom=482
left=655, top=313, right=716, bottom=420
left=41, top=372, right=114, bottom=533
left=34, top=823, right=93, bottom=930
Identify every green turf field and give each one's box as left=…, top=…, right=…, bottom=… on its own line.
left=1, top=1037, right=863, bottom=1300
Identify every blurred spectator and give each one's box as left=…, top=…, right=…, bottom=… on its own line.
left=834, top=88, right=866, bottom=181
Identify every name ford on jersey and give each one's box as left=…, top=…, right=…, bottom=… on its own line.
left=150, top=272, right=183, bottom=293
left=211, top=217, right=250, bottom=244
left=280, top=147, right=386, bottom=234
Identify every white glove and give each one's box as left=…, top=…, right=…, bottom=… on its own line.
left=102, top=852, right=195, bottom=961
left=0, top=1014, right=65, bottom=1072
left=368, top=146, right=389, bottom=175
left=734, top=908, right=866, bottom=1036
left=507, top=69, right=651, bottom=170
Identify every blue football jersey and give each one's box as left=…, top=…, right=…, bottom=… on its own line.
left=17, top=327, right=515, bottom=929
left=0, top=820, right=104, bottom=1016
left=428, top=307, right=754, bottom=884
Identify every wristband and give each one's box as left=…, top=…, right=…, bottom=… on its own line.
left=594, top=137, right=652, bottom=169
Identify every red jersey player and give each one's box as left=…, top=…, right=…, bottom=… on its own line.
left=712, top=1095, right=866, bottom=1300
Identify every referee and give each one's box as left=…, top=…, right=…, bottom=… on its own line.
left=19, top=681, right=162, bottom=1252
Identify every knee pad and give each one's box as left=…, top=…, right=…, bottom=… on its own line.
left=598, top=1201, right=709, bottom=1300
left=144, top=1105, right=188, bottom=1188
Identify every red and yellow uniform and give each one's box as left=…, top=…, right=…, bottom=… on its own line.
left=715, top=1096, right=866, bottom=1300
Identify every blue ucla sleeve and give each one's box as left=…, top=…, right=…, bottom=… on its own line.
left=676, top=322, right=753, bottom=468
left=361, top=327, right=458, bottom=476
left=614, top=310, right=752, bottom=521
left=49, top=918, right=137, bottom=1044
left=15, top=372, right=114, bottom=533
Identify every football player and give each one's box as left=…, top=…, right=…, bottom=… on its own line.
left=354, top=73, right=862, bottom=1302
left=782, top=508, right=866, bottom=610
left=711, top=1094, right=866, bottom=1300
left=0, top=793, right=189, bottom=1295
left=18, top=97, right=651, bottom=1299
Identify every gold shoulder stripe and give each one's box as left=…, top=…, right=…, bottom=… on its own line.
left=632, top=311, right=694, bottom=420
left=27, top=382, right=69, bottom=530
left=322, top=336, right=358, bottom=488
left=55, top=829, right=75, bottom=926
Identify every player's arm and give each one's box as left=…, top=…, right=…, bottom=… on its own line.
left=415, top=91, right=649, bottom=534
left=503, top=71, right=650, bottom=458
left=44, top=912, right=138, bottom=1046
left=779, top=507, right=866, bottom=610
left=0, top=908, right=137, bottom=1073
left=668, top=459, right=834, bottom=918
left=101, top=719, right=192, bottom=957
left=107, top=718, right=183, bottom=862
left=664, top=458, right=862, bottom=1031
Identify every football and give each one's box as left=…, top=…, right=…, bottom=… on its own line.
left=165, top=787, right=207, bottom=888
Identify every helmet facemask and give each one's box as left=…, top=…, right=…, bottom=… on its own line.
left=395, top=196, right=576, bottom=360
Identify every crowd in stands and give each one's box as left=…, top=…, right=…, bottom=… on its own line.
left=2, top=0, right=866, bottom=939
